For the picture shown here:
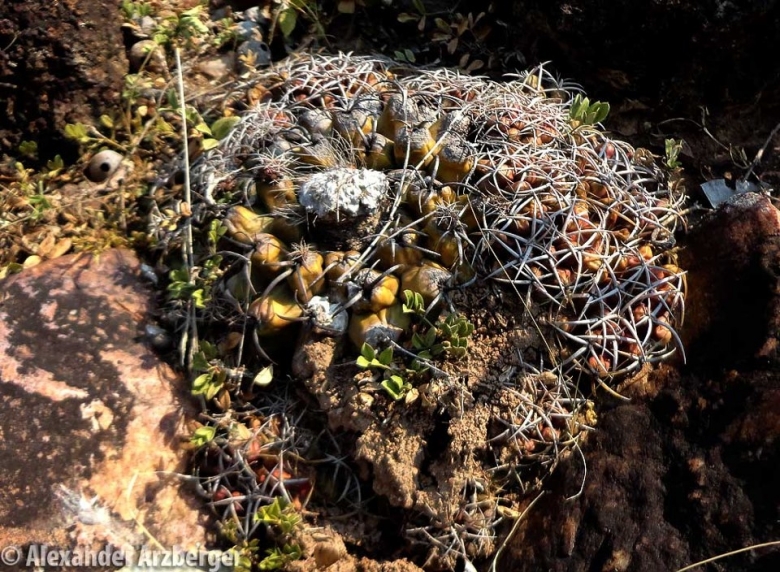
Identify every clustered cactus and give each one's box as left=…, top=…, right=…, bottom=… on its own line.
left=161, top=52, right=686, bottom=569
left=192, top=52, right=684, bottom=377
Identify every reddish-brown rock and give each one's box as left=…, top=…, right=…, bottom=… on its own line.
left=0, top=249, right=208, bottom=559
left=680, top=192, right=780, bottom=367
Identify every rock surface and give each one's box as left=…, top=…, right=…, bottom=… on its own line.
left=680, top=192, right=780, bottom=367
left=496, top=1, right=780, bottom=113
left=500, top=194, right=780, bottom=572
left=0, top=250, right=208, bottom=564
left=0, top=0, right=127, bottom=159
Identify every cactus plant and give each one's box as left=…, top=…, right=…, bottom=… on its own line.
left=157, top=52, right=687, bottom=570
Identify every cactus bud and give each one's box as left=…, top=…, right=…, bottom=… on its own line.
left=224, top=206, right=274, bottom=244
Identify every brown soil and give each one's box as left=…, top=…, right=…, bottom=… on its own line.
left=291, top=280, right=594, bottom=569
left=0, top=0, right=127, bottom=164
left=501, top=363, right=780, bottom=572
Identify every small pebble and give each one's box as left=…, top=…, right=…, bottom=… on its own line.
left=199, top=54, right=236, bottom=81
left=128, top=39, right=167, bottom=74
left=242, top=6, right=270, bottom=26
left=139, top=263, right=159, bottom=286
left=145, top=323, right=173, bottom=351
left=236, top=20, right=261, bottom=41
left=236, top=40, right=271, bottom=73
left=85, top=150, right=123, bottom=183
left=136, top=15, right=156, bottom=36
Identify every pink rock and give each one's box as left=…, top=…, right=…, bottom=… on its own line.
left=0, top=249, right=208, bottom=552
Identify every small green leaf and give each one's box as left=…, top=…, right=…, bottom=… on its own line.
left=169, top=267, right=189, bottom=282
left=192, top=372, right=212, bottom=393
left=356, top=355, right=371, bottom=368
left=397, top=13, right=419, bottom=23
left=258, top=543, right=303, bottom=570
left=190, top=425, right=216, bottom=447
left=255, top=498, right=282, bottom=524
left=210, top=116, right=240, bottom=140
left=204, top=254, right=223, bottom=272
left=181, top=7, right=209, bottom=35
left=191, top=288, right=207, bottom=308
left=434, top=18, right=450, bottom=32
left=403, top=290, right=415, bottom=312
left=360, top=342, right=376, bottom=361
left=64, top=123, right=90, bottom=143
left=201, top=137, right=220, bottom=151
left=0, top=262, right=24, bottom=279
left=378, top=346, right=394, bottom=365
left=208, top=220, right=227, bottom=245
left=382, top=375, right=406, bottom=400
left=18, top=140, right=37, bottom=158
left=576, top=96, right=589, bottom=117
left=664, top=138, right=683, bottom=169
left=201, top=340, right=218, bottom=360
left=424, top=326, right=437, bottom=347
left=155, top=117, right=175, bottom=133
left=194, top=122, right=212, bottom=135
left=410, top=358, right=428, bottom=373
left=569, top=94, right=610, bottom=127
left=205, top=371, right=226, bottom=399
left=152, top=32, right=170, bottom=46
left=46, top=155, right=64, bottom=172
left=591, top=102, right=610, bottom=124
left=411, top=0, right=426, bottom=15
left=166, top=89, right=179, bottom=109
left=278, top=8, right=298, bottom=38
left=568, top=95, right=583, bottom=119
left=192, top=351, right=209, bottom=372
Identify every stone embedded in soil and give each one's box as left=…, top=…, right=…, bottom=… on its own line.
left=0, top=250, right=208, bottom=557
left=679, top=192, right=780, bottom=367
left=198, top=54, right=237, bottom=81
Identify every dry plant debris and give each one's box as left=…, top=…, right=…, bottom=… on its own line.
left=153, top=52, right=687, bottom=570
